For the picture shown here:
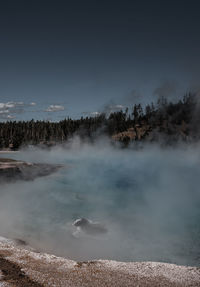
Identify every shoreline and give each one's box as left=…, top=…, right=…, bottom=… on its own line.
left=0, top=157, right=63, bottom=182
left=0, top=236, right=199, bottom=287
left=0, top=150, right=19, bottom=153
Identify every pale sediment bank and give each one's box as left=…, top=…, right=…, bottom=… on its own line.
left=0, top=158, right=62, bottom=182
left=0, top=150, right=19, bottom=153
left=0, top=237, right=199, bottom=287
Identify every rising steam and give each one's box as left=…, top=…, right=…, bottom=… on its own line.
left=0, top=138, right=200, bottom=266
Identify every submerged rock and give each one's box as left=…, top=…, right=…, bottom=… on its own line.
left=73, top=218, right=108, bottom=236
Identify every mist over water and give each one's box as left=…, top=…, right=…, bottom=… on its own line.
left=0, top=139, right=200, bottom=266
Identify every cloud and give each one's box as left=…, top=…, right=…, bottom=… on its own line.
left=0, top=102, right=22, bottom=110
left=90, top=112, right=101, bottom=116
left=111, top=104, right=124, bottom=110
left=0, top=102, right=25, bottom=119
left=0, top=101, right=38, bottom=120
left=0, top=111, right=14, bottom=120
left=0, top=113, right=15, bottom=120
left=103, top=103, right=125, bottom=114
left=6, top=115, right=15, bottom=119
left=0, top=101, right=25, bottom=111
left=0, top=110, right=9, bottom=114
left=45, top=105, right=65, bottom=112
left=83, top=106, right=124, bottom=118
left=82, top=111, right=101, bottom=117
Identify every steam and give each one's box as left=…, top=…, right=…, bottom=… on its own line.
left=154, top=80, right=178, bottom=102
left=0, top=139, right=200, bottom=266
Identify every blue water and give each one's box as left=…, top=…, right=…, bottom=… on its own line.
left=1, top=145, right=200, bottom=266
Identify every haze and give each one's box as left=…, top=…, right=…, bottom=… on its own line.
left=0, top=140, right=199, bottom=266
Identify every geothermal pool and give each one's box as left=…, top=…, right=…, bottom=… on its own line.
left=0, top=142, right=200, bottom=266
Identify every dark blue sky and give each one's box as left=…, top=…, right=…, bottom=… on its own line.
left=0, top=0, right=200, bottom=120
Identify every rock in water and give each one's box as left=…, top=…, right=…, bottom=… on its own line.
left=73, top=218, right=108, bottom=236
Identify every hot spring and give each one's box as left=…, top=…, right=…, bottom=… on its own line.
left=0, top=140, right=200, bottom=266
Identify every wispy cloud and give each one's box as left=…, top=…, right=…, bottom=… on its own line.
left=82, top=104, right=125, bottom=118
left=45, top=105, right=65, bottom=112
left=110, top=104, right=124, bottom=110
left=30, top=102, right=36, bottom=106
left=103, top=104, right=125, bottom=114
left=0, top=113, right=15, bottom=120
left=90, top=111, right=101, bottom=116
left=0, top=102, right=22, bottom=119
left=0, top=110, right=9, bottom=114
left=0, top=101, right=37, bottom=120
left=0, top=102, right=23, bottom=110
left=6, top=115, right=15, bottom=119
left=82, top=111, right=101, bottom=117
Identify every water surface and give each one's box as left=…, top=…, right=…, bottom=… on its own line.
left=0, top=143, right=200, bottom=266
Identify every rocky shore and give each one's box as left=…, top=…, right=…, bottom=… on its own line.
left=0, top=237, right=199, bottom=287
left=0, top=158, right=62, bottom=182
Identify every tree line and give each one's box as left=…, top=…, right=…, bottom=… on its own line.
left=0, top=93, right=199, bottom=149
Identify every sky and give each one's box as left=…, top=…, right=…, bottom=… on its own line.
left=0, top=0, right=200, bottom=121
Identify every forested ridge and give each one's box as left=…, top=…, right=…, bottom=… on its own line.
left=0, top=93, right=199, bottom=149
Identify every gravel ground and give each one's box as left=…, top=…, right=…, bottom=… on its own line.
left=0, top=237, right=199, bottom=286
